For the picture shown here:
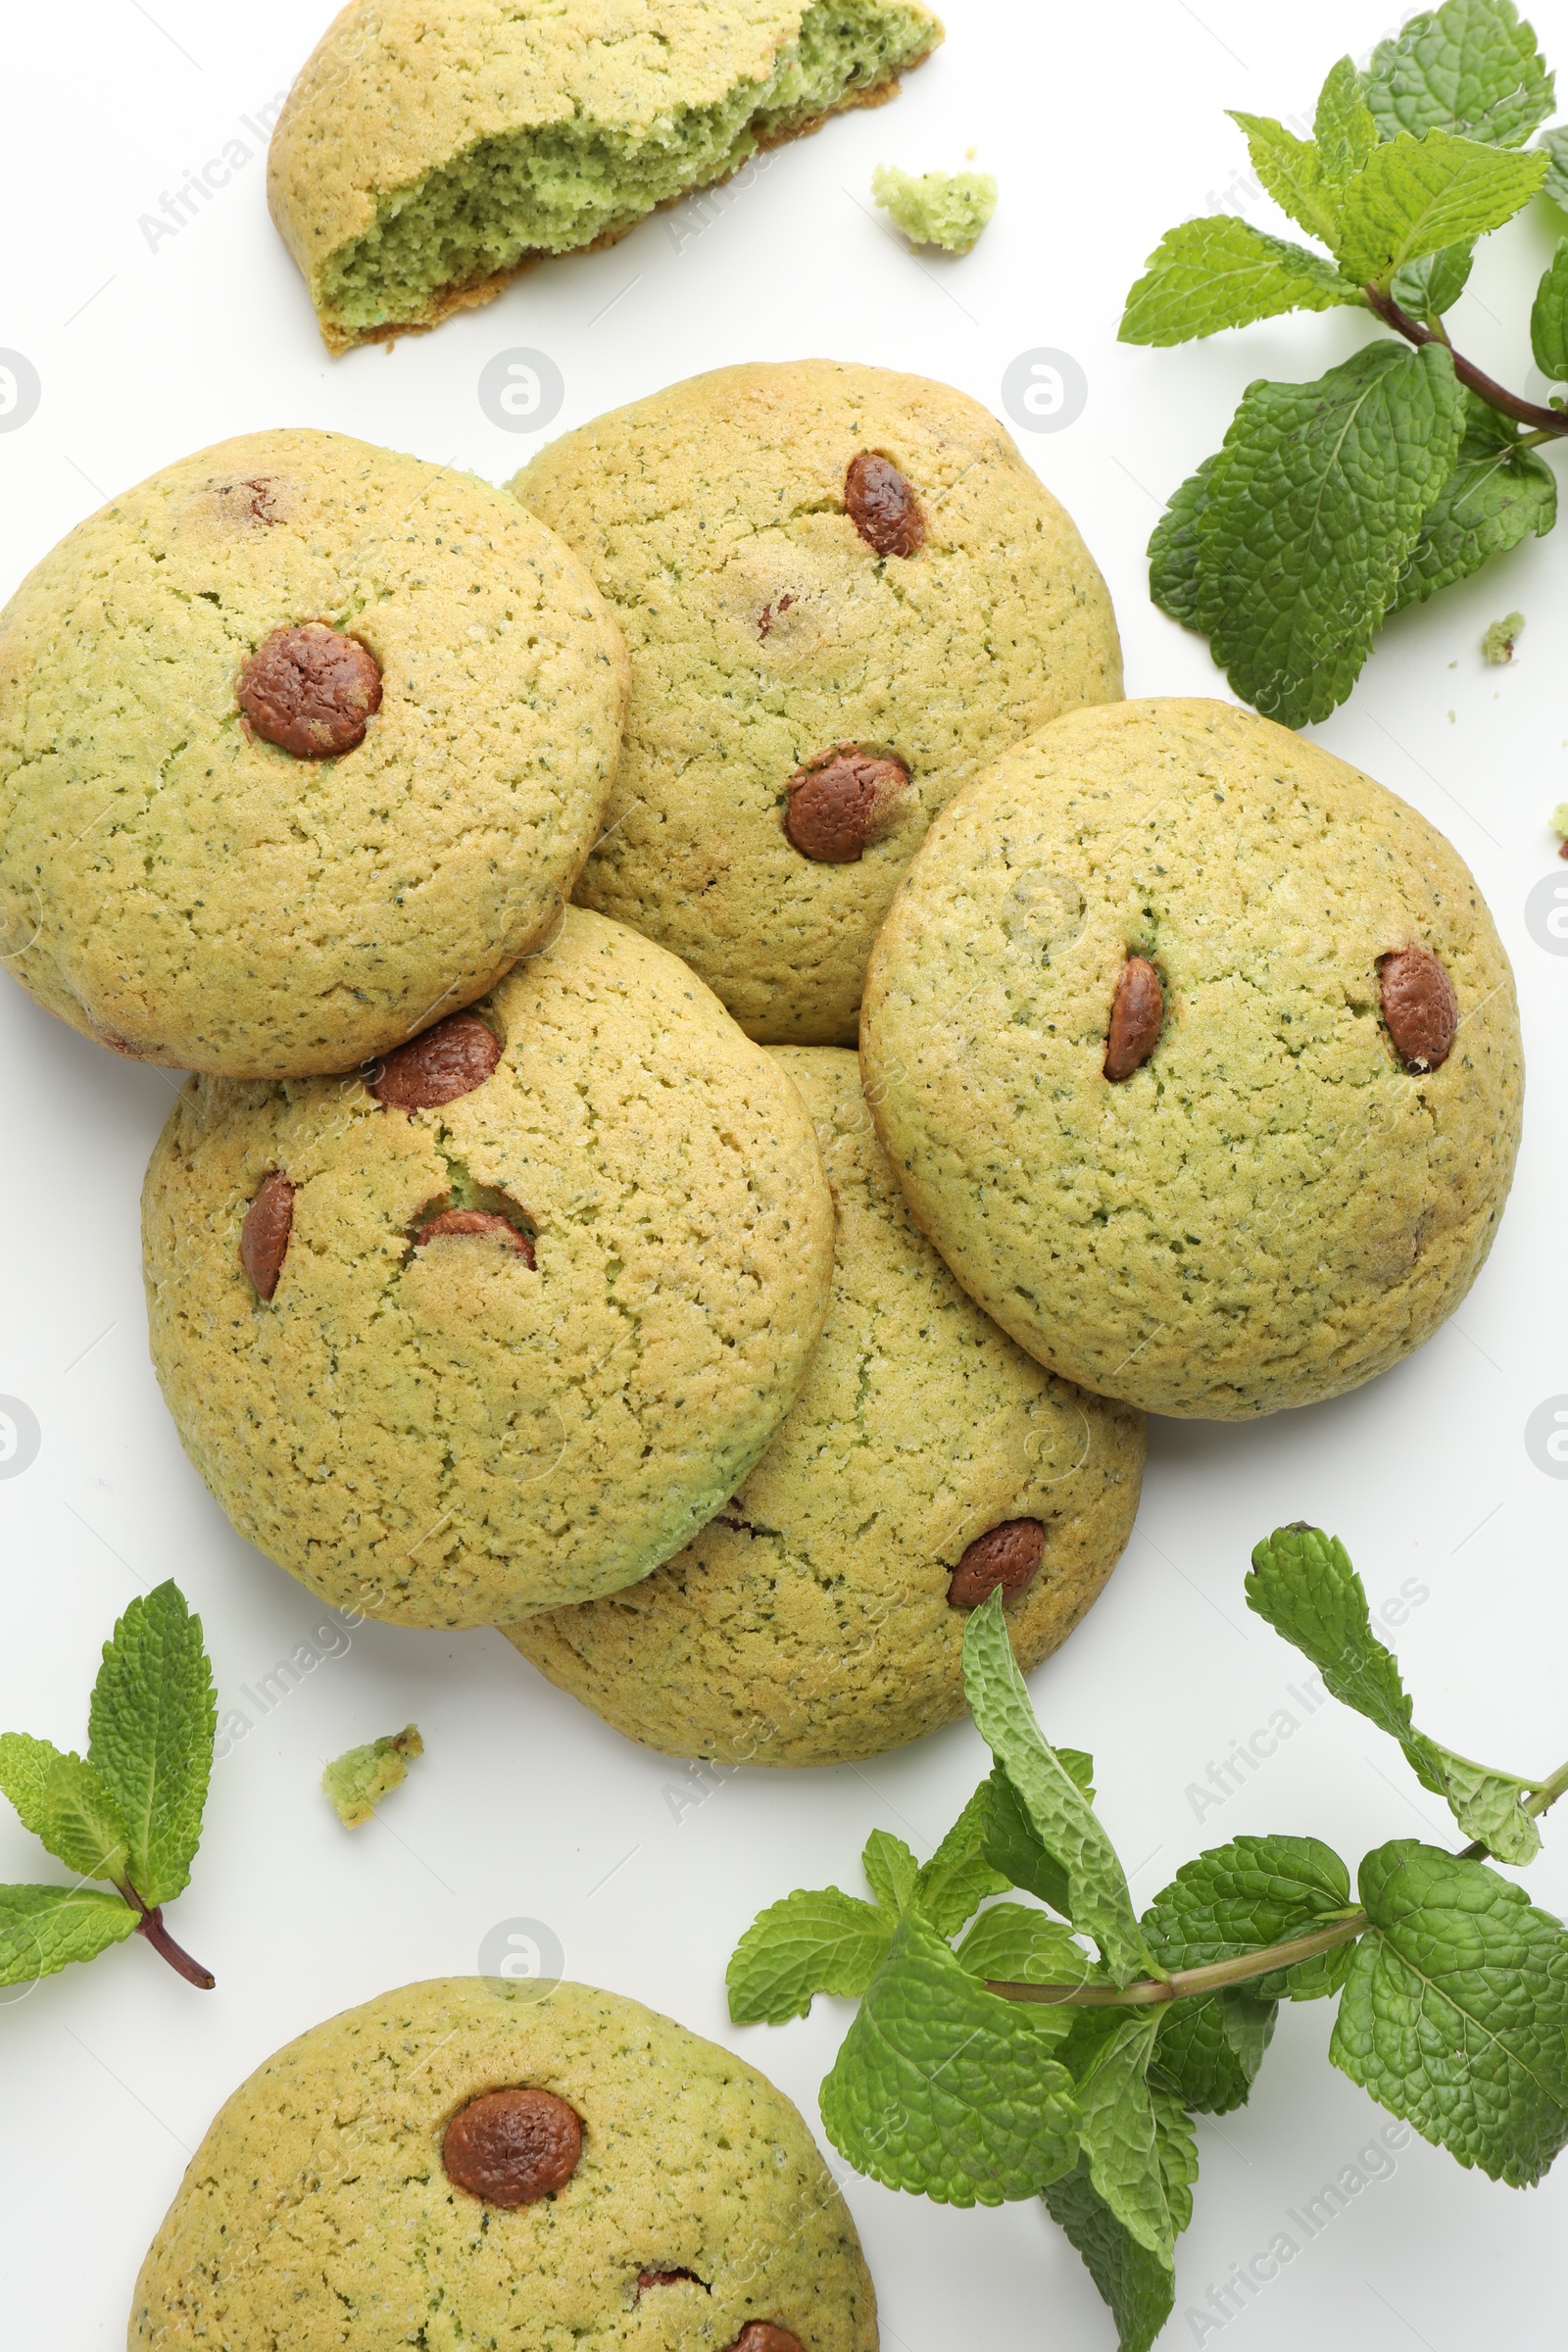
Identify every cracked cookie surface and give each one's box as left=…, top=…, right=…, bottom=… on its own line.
left=130, top=1977, right=875, bottom=2351
left=141, top=909, right=833, bottom=1626
left=507, top=1048, right=1143, bottom=1763
left=860, top=698, right=1524, bottom=1419
left=0, top=427, right=627, bottom=1075
left=510, top=360, right=1121, bottom=1043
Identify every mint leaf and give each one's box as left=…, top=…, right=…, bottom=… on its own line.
left=956, top=1901, right=1102, bottom=1987
left=963, top=1596, right=1150, bottom=1984
left=1366, top=1, right=1555, bottom=148
left=1119, top=217, right=1357, bottom=346
left=912, top=1783, right=1009, bottom=1936
left=0, top=1885, right=137, bottom=1986
left=1334, top=130, right=1545, bottom=283
left=1194, top=342, right=1465, bottom=724
left=1433, top=1753, right=1541, bottom=1865
left=0, top=1733, right=68, bottom=1839
left=1315, top=57, right=1380, bottom=188
left=1143, top=1833, right=1356, bottom=2001
left=1330, top=1841, right=1568, bottom=2185
left=1043, top=2098, right=1196, bottom=2352
left=34, top=1755, right=130, bottom=1886
left=87, top=1581, right=216, bottom=1907
left=1075, top=2015, right=1195, bottom=2266
left=1531, top=238, right=1568, bottom=377
left=981, top=1766, right=1071, bottom=1915
left=1149, top=457, right=1216, bottom=630
left=1392, top=235, right=1476, bottom=318
left=819, top=1907, right=1078, bottom=2203
left=1543, top=123, right=1568, bottom=208
left=1227, top=114, right=1341, bottom=245
left=727, top=1886, right=893, bottom=2024
left=1152, top=1987, right=1277, bottom=2114
left=862, top=1828, right=919, bottom=1918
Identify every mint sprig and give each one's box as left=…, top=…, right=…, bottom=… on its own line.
left=0, top=1584, right=216, bottom=1991
left=1121, top=0, right=1568, bottom=726
left=728, top=1533, right=1568, bottom=2352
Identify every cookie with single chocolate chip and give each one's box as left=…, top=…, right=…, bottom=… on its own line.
left=129, top=1978, right=874, bottom=2352
left=141, top=910, right=833, bottom=1627
left=510, top=360, right=1121, bottom=1043
left=0, top=428, right=627, bottom=1075
left=270, top=0, right=943, bottom=353
left=507, top=1048, right=1143, bottom=1762
left=861, top=697, right=1524, bottom=1419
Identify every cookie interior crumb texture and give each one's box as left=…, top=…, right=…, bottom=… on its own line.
left=871, top=163, right=997, bottom=251
left=129, top=1978, right=878, bottom=2350
left=270, top=0, right=944, bottom=351
left=321, top=1724, right=423, bottom=1828
left=860, top=698, right=1525, bottom=1420
left=507, top=1047, right=1144, bottom=1765
left=0, top=428, right=628, bottom=1075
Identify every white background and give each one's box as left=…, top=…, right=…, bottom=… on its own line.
left=2, top=2, right=1567, bottom=2345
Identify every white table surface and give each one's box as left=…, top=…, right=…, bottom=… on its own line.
left=2, top=3, right=1566, bottom=2345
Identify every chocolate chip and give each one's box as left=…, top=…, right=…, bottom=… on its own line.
left=784, top=746, right=911, bottom=863
left=213, top=475, right=283, bottom=527
left=441, top=2087, right=582, bottom=2207
left=726, top=2328, right=806, bottom=2352
left=1379, top=943, right=1458, bottom=1072
left=415, top=1208, right=535, bottom=1268
left=844, top=452, right=926, bottom=558
left=637, top=2269, right=707, bottom=2294
left=948, top=1519, right=1047, bottom=1609
left=1103, top=956, right=1163, bottom=1082
left=238, top=1172, right=295, bottom=1301
left=236, top=622, right=382, bottom=759
left=371, top=1012, right=502, bottom=1112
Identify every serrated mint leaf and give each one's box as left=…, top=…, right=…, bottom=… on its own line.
left=1152, top=1986, right=1277, bottom=2114
left=1315, top=57, right=1379, bottom=187
left=1542, top=123, right=1568, bottom=208
left=1330, top=1841, right=1568, bottom=2185
left=1074, top=2015, right=1190, bottom=2265
left=0, top=1733, right=68, bottom=1839
left=1149, top=457, right=1216, bottom=630
left=1247, top=1527, right=1446, bottom=1770
left=1194, top=342, right=1465, bottom=724
left=956, top=1901, right=1102, bottom=1988
left=1433, top=1753, right=1541, bottom=1864
left=1392, top=234, right=1476, bottom=318
left=0, top=1885, right=137, bottom=1986
left=819, top=1907, right=1079, bottom=2203
left=35, top=1755, right=131, bottom=1887
left=1227, top=114, right=1341, bottom=245
left=963, top=1596, right=1150, bottom=1984
left=1531, top=238, right=1568, bottom=378
left=1366, top=0, right=1555, bottom=148
left=87, top=1581, right=216, bottom=1908
left=1334, top=129, right=1545, bottom=283
left=981, top=1766, right=1071, bottom=1915
left=1043, top=2101, right=1195, bottom=2352
left=862, top=1828, right=919, bottom=1918
left=726, top=1886, right=893, bottom=2024
left=1143, top=1833, right=1355, bottom=1998
left=912, top=1783, right=1009, bottom=1936
left=1119, top=217, right=1356, bottom=346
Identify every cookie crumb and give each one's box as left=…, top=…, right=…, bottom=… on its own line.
left=871, top=164, right=997, bottom=254
left=1483, top=612, right=1524, bottom=664
left=321, top=1725, right=423, bottom=1829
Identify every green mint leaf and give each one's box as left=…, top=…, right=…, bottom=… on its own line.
left=862, top=1828, right=920, bottom=1918
left=1119, top=217, right=1357, bottom=347
left=1391, top=234, right=1477, bottom=318
left=1043, top=2095, right=1197, bottom=2352
left=912, top=1782, right=1009, bottom=1936
left=1143, top=1832, right=1355, bottom=2002
left=0, top=1885, right=138, bottom=1987
left=0, top=1733, right=69, bottom=1839
left=1315, top=57, right=1380, bottom=187
left=1334, top=129, right=1545, bottom=283
left=1227, top=113, right=1341, bottom=245
left=819, top=1907, right=1079, bottom=2203
left=34, top=1754, right=131, bottom=1886
left=1531, top=237, right=1568, bottom=377
left=1330, top=1840, right=1568, bottom=2184
left=956, top=1901, right=1102, bottom=1988
left=726, top=1886, right=894, bottom=2024
left=1149, top=456, right=1216, bottom=630
left=1194, top=342, right=1466, bottom=724
left=981, top=1766, right=1071, bottom=1915
left=1152, top=1986, right=1277, bottom=2114
left=1074, top=2015, right=1194, bottom=2265
left=1365, top=0, right=1555, bottom=148
left=1542, top=123, right=1568, bottom=208
left=1431, top=1752, right=1541, bottom=1864
left=963, top=1595, right=1150, bottom=1984
left=87, top=1581, right=216, bottom=1907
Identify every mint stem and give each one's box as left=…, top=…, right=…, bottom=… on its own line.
left=122, top=1885, right=215, bottom=1990
left=1364, top=282, right=1568, bottom=437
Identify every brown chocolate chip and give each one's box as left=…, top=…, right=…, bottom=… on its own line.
left=844, top=451, right=926, bottom=558
left=948, top=1519, right=1047, bottom=1610
left=442, top=2087, right=582, bottom=2207
left=1103, top=956, right=1163, bottom=1082
left=238, top=1171, right=295, bottom=1301
left=726, top=2328, right=806, bottom=2352
left=416, top=1209, right=535, bottom=1268
left=371, top=1012, right=502, bottom=1112
left=784, top=745, right=911, bottom=863
left=236, top=621, right=382, bottom=759
left=637, top=2268, right=707, bottom=2294
left=1379, top=943, right=1457, bottom=1072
